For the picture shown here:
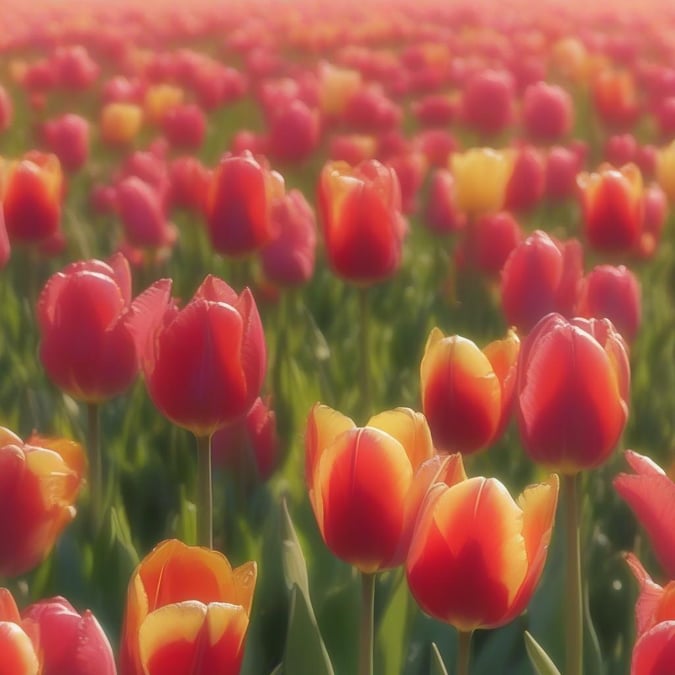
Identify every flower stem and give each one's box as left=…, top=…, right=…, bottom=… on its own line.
left=564, top=472, right=583, bottom=675
left=359, top=572, right=376, bottom=675
left=457, top=630, right=473, bottom=675
left=359, top=286, right=372, bottom=418
left=86, top=402, right=103, bottom=532
left=196, top=434, right=213, bottom=548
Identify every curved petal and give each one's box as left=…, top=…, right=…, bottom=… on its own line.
left=0, top=622, right=39, bottom=675
left=631, top=621, right=675, bottom=675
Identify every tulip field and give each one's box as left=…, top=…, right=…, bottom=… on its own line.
left=2, top=0, right=675, bottom=673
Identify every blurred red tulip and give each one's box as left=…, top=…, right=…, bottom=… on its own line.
left=38, top=253, right=153, bottom=403
left=615, top=451, right=675, bottom=578
left=328, top=134, right=377, bottom=165
left=522, top=81, right=574, bottom=143
left=504, top=145, right=545, bottom=213
left=260, top=189, right=316, bottom=286
left=578, top=163, right=644, bottom=254
left=318, top=159, right=406, bottom=285
left=413, top=129, right=457, bottom=168
left=639, top=184, right=668, bottom=258
left=266, top=100, right=320, bottom=163
left=205, top=151, right=284, bottom=258
left=604, top=134, right=638, bottom=168
left=1, top=152, right=63, bottom=245
left=53, top=46, right=99, bottom=91
left=161, top=103, right=206, bottom=151
left=461, top=70, right=515, bottom=137
left=388, top=152, right=427, bottom=215
left=411, top=94, right=458, bottom=127
left=501, top=231, right=583, bottom=333
left=101, top=76, right=146, bottom=105
left=22, top=597, right=116, bottom=675
left=407, top=473, right=558, bottom=631
left=544, top=145, right=585, bottom=202
left=41, top=114, right=89, bottom=173
left=342, top=86, right=401, bottom=133
left=592, top=69, right=641, bottom=130
left=168, top=157, right=210, bottom=212
left=0, top=428, right=84, bottom=577
left=212, top=396, right=279, bottom=480
left=0, top=85, right=12, bottom=133
left=423, top=169, right=466, bottom=236
left=116, top=177, right=177, bottom=252
left=516, top=313, right=630, bottom=474
left=120, top=539, right=256, bottom=675
left=141, top=275, right=266, bottom=437
left=306, top=404, right=439, bottom=572
left=0, top=206, right=11, bottom=269
left=421, top=327, right=520, bottom=454
left=577, top=265, right=641, bottom=342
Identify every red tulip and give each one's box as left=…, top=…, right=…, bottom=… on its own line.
left=0, top=428, right=84, bottom=577
left=266, top=100, right=320, bottom=163
left=413, top=129, right=457, bottom=168
left=205, top=151, right=284, bottom=257
left=411, top=94, right=458, bottom=127
left=342, top=86, right=401, bottom=133
left=161, top=103, right=207, bottom=151
left=327, top=134, right=377, bottom=166
left=260, top=189, right=316, bottom=287
left=501, top=231, right=583, bottom=334
left=578, top=163, right=644, bottom=254
left=22, top=597, right=116, bottom=675
left=615, top=451, right=675, bottom=578
left=53, top=46, right=99, bottom=91
left=141, top=275, right=266, bottom=437
left=461, top=70, right=515, bottom=137
left=576, top=265, right=641, bottom=342
left=639, top=184, right=668, bottom=259
left=168, top=157, right=211, bottom=212
left=423, top=169, right=466, bottom=236
left=632, top=621, right=675, bottom=675
left=516, top=313, right=630, bottom=474
left=522, top=81, right=574, bottom=143
left=504, top=145, right=545, bottom=213
left=406, top=473, right=558, bottom=631
left=421, top=327, right=520, bottom=454
left=0, top=588, right=39, bottom=675
left=0, top=85, right=12, bottom=134
left=545, top=145, right=585, bottom=202
left=318, top=159, right=406, bottom=284
left=38, top=253, right=155, bottom=403
left=116, top=177, right=177, bottom=252
left=604, top=134, right=638, bottom=168
left=41, top=114, right=90, bottom=173
left=120, top=539, right=256, bottom=675
left=1, top=152, right=63, bottom=245
left=0, top=206, right=11, bottom=269
left=592, top=69, right=641, bottom=131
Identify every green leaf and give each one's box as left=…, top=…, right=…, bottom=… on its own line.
left=284, top=584, right=335, bottom=675
left=375, top=571, right=410, bottom=675
left=430, top=642, right=449, bottom=675
left=269, top=666, right=283, bottom=675
left=280, top=498, right=311, bottom=600
left=524, top=631, right=562, bottom=675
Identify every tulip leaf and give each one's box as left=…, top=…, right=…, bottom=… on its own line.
left=280, top=498, right=310, bottom=600
left=269, top=666, right=282, bottom=675
left=284, top=584, right=335, bottom=675
left=524, top=631, right=561, bottom=675
left=430, top=642, right=449, bottom=675
left=375, top=571, right=410, bottom=675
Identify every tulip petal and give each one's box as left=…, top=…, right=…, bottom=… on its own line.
left=631, top=621, right=675, bottom=675
left=0, top=622, right=39, bottom=675
left=0, top=589, right=21, bottom=623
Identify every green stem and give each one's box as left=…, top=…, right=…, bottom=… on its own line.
left=87, top=402, right=103, bottom=532
left=196, top=434, right=213, bottom=548
left=359, top=286, right=372, bottom=418
left=564, top=473, right=583, bottom=675
left=457, top=630, right=473, bottom=675
left=359, top=572, right=376, bottom=675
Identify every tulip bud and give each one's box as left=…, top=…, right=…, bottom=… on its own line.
left=143, top=84, right=184, bottom=126
left=0, top=85, right=12, bottom=134
left=41, top=114, right=90, bottom=173
left=266, top=100, right=320, bottom=163
left=461, top=70, right=515, bottom=137
left=522, top=81, right=574, bottom=143
left=516, top=313, right=630, bottom=474
left=161, top=103, right=206, bottom=151
left=53, top=45, right=99, bottom=91
left=100, top=103, right=143, bottom=146
left=411, top=94, right=458, bottom=127
left=545, top=145, right=585, bottom=202
left=655, top=139, right=675, bottom=202
left=168, top=157, right=210, bottom=212
left=592, top=69, right=641, bottom=131
left=423, top=169, right=466, bottom=236
left=318, top=159, right=406, bottom=285
left=504, top=145, right=545, bottom=213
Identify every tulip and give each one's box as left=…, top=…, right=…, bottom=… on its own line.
left=141, top=275, right=266, bottom=438
left=120, top=539, right=256, bottom=675
left=266, top=100, right=320, bottom=163
left=516, top=313, right=630, bottom=474
left=0, top=428, right=84, bottom=577
left=406, top=473, right=559, bottom=630
left=420, top=328, right=520, bottom=454
left=522, top=81, right=574, bottom=143
left=212, top=396, right=279, bottom=480
left=504, top=145, right=545, bottom=213
left=423, top=169, right=466, bottom=236
left=0, top=589, right=39, bottom=675
left=1, top=152, right=62, bottom=245
left=451, top=148, right=514, bottom=217
left=41, top=113, right=90, bottom=173
left=37, top=253, right=149, bottom=403
left=100, top=103, right=143, bottom=146
left=577, top=163, right=644, bottom=254
left=576, top=265, right=641, bottom=343
left=545, top=145, right=585, bottom=202
left=655, top=139, right=675, bottom=202
left=161, top=103, right=206, bottom=151
left=318, top=159, right=406, bottom=285
left=639, top=184, right=668, bottom=258
left=387, top=152, right=427, bottom=215
left=411, top=94, right=458, bottom=127
left=342, top=87, right=401, bottom=133
left=317, top=61, right=362, bottom=118
left=414, top=129, right=457, bottom=169
left=604, top=134, right=638, bottom=168
left=460, top=70, right=515, bottom=137
left=168, top=156, right=210, bottom=212
left=614, top=450, right=675, bottom=578
left=21, top=597, right=116, bottom=675
left=260, top=189, right=316, bottom=287
left=205, top=151, right=285, bottom=258
left=53, top=45, right=99, bottom=91
left=0, top=85, right=12, bottom=134
left=592, top=69, right=641, bottom=130
left=0, top=206, right=11, bottom=269
left=328, top=134, right=377, bottom=166
left=143, top=84, right=184, bottom=126
left=115, top=177, right=177, bottom=252
left=624, top=554, right=675, bottom=675
left=501, top=231, right=583, bottom=334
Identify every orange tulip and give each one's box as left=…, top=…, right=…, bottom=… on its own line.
left=306, top=404, right=446, bottom=573
left=100, top=103, right=143, bottom=146
left=1, top=152, right=63, bottom=245
left=0, top=428, right=84, bottom=577
left=406, top=473, right=558, bottom=631
left=420, top=328, right=520, bottom=454
left=0, top=589, right=39, bottom=675
left=143, top=84, right=184, bottom=126
left=120, top=539, right=256, bottom=675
